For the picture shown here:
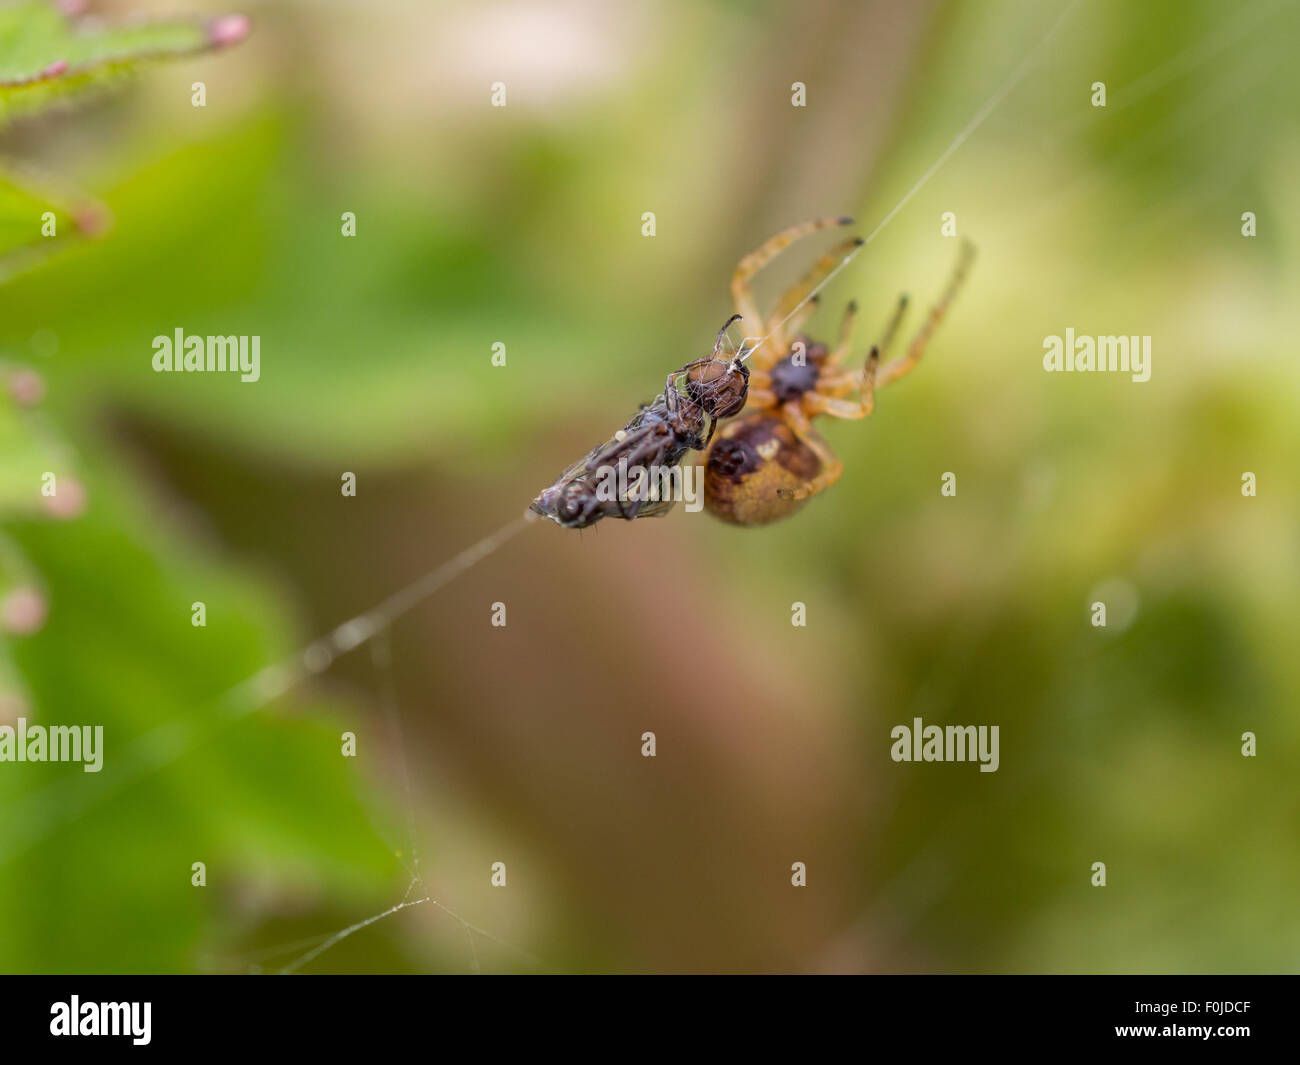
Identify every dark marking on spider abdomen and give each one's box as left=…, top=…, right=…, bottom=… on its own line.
left=703, top=412, right=822, bottom=526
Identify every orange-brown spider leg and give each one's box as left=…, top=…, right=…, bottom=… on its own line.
left=764, top=236, right=864, bottom=340
left=878, top=293, right=910, bottom=360
left=732, top=217, right=854, bottom=368
left=826, top=293, right=909, bottom=384
left=820, top=290, right=905, bottom=388
left=806, top=345, right=879, bottom=418
left=824, top=300, right=860, bottom=367
left=825, top=292, right=907, bottom=379
left=877, top=239, right=975, bottom=389
left=779, top=401, right=844, bottom=502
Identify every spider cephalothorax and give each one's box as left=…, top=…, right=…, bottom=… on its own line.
left=767, top=340, right=828, bottom=403
left=703, top=218, right=975, bottom=525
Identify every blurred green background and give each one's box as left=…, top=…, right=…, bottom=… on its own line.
left=1, top=0, right=1298, bottom=973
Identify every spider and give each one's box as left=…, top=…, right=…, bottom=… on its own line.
left=528, top=314, right=750, bottom=528
left=704, top=218, right=975, bottom=525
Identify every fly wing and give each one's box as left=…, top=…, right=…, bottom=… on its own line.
left=529, top=399, right=689, bottom=526
left=529, top=419, right=639, bottom=523
left=629, top=496, right=678, bottom=519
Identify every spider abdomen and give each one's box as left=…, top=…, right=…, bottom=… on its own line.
left=703, top=412, right=822, bottom=525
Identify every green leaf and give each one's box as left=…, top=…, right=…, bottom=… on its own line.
left=0, top=163, right=106, bottom=282
left=0, top=0, right=248, bottom=125
left=0, top=369, right=55, bottom=516
left=0, top=384, right=401, bottom=971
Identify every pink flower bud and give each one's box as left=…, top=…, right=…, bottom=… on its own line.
left=74, top=205, right=109, bottom=238
left=42, top=477, right=87, bottom=520
left=0, top=691, right=28, bottom=725
left=209, top=14, right=250, bottom=48
left=2, top=587, right=48, bottom=635
left=9, top=369, right=45, bottom=406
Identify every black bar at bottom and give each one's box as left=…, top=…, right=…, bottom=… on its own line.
left=2, top=974, right=1292, bottom=1053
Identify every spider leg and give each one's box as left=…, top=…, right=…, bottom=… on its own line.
left=821, top=287, right=911, bottom=390
left=779, top=401, right=844, bottom=502
left=876, top=294, right=909, bottom=361
left=745, top=387, right=779, bottom=410
left=805, top=345, right=879, bottom=419
left=764, top=236, right=863, bottom=340
left=877, top=240, right=975, bottom=389
left=732, top=217, right=854, bottom=369
left=824, top=300, right=859, bottom=368
left=823, top=292, right=903, bottom=379
left=817, top=375, right=860, bottom=396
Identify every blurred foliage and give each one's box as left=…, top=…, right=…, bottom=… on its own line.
left=0, top=0, right=1298, bottom=973
left=0, top=440, right=399, bottom=971
left=0, top=0, right=232, bottom=124
left=0, top=0, right=402, bottom=974
left=0, top=166, right=100, bottom=280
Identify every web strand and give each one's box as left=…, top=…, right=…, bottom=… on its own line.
left=278, top=895, right=431, bottom=974
left=740, top=0, right=1081, bottom=367
left=0, top=513, right=534, bottom=867
left=229, top=513, right=534, bottom=714
left=244, top=614, right=549, bottom=974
